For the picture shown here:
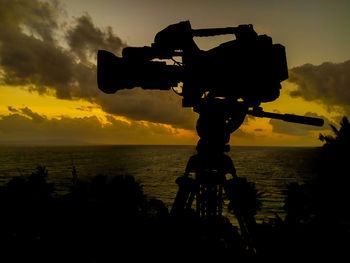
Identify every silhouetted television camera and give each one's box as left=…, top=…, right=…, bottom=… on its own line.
left=97, top=21, right=323, bottom=127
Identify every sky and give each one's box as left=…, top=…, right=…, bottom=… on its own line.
left=0, top=0, right=349, bottom=146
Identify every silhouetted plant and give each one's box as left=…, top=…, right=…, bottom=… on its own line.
left=317, top=116, right=350, bottom=211
left=282, top=182, right=317, bottom=226
left=319, top=116, right=350, bottom=148
left=0, top=165, right=254, bottom=260
left=71, top=165, right=78, bottom=184
left=281, top=116, right=350, bottom=223
left=259, top=116, right=350, bottom=259
left=69, top=173, right=147, bottom=214
left=28, top=166, right=55, bottom=200
left=224, top=177, right=263, bottom=255
left=225, top=177, right=263, bottom=217
left=2, top=165, right=54, bottom=203
left=106, top=174, right=147, bottom=210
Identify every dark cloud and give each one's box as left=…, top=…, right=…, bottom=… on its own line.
left=7, top=106, right=19, bottom=113
left=0, top=0, right=60, bottom=42
left=0, top=0, right=95, bottom=99
left=269, top=112, right=333, bottom=136
left=0, top=0, right=196, bottom=130
left=0, top=107, right=194, bottom=145
left=66, top=15, right=124, bottom=63
left=288, top=60, right=350, bottom=116
left=0, top=0, right=72, bottom=96
left=97, top=89, right=197, bottom=129
left=19, top=107, right=46, bottom=122
left=75, top=105, right=99, bottom=112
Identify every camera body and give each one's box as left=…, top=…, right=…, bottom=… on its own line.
left=97, top=21, right=288, bottom=108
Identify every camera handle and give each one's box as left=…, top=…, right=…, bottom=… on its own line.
left=192, top=24, right=254, bottom=38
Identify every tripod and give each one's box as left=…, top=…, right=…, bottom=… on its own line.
left=171, top=99, right=257, bottom=249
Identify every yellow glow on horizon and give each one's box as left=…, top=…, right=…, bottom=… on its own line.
left=0, top=83, right=333, bottom=146
left=262, top=81, right=342, bottom=120
left=0, top=85, right=106, bottom=119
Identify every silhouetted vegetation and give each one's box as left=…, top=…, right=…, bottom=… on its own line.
left=319, top=116, right=350, bottom=149
left=0, top=117, right=348, bottom=261
left=0, top=167, right=250, bottom=261
left=252, top=116, right=350, bottom=260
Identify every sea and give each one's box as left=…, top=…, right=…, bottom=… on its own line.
left=0, top=145, right=320, bottom=224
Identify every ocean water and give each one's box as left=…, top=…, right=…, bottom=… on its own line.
left=0, top=145, right=320, bottom=223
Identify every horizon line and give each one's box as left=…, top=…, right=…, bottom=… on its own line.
left=0, top=143, right=322, bottom=148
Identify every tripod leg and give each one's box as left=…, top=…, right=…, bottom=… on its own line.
left=170, top=174, right=196, bottom=215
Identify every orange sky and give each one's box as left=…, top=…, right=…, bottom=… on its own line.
left=0, top=0, right=349, bottom=146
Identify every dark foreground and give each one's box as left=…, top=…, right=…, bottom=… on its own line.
left=0, top=118, right=349, bottom=262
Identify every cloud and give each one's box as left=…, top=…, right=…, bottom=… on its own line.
left=75, top=105, right=100, bottom=112
left=97, top=89, right=197, bottom=129
left=269, top=112, right=333, bottom=136
left=0, top=0, right=196, bottom=130
left=19, top=107, right=46, bottom=122
left=7, top=106, right=19, bottom=113
left=0, top=107, right=195, bottom=145
left=0, top=1, right=92, bottom=98
left=66, top=15, right=125, bottom=64
left=288, top=60, right=350, bottom=116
